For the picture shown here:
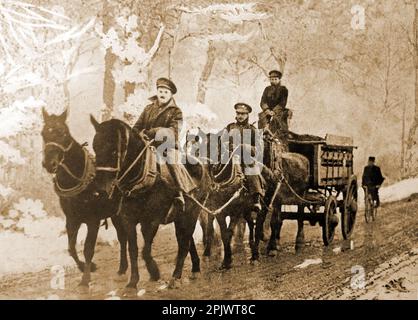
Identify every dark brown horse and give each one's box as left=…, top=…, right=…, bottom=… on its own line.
left=90, top=117, right=210, bottom=291
left=262, top=138, right=311, bottom=254
left=41, top=108, right=128, bottom=287
left=195, top=130, right=274, bottom=268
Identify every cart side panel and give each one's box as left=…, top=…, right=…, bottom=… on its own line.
left=318, top=145, right=354, bottom=187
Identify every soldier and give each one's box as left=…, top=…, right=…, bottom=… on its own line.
left=258, top=70, right=290, bottom=139
left=362, top=156, right=385, bottom=208
left=133, top=77, right=196, bottom=214
left=222, top=103, right=264, bottom=212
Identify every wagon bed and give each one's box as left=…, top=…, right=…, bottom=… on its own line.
left=271, top=133, right=358, bottom=246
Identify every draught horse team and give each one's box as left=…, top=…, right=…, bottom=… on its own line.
left=41, top=73, right=359, bottom=292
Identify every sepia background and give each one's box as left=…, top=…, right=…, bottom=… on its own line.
left=0, top=0, right=417, bottom=299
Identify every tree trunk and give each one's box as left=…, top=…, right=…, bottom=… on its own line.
left=405, top=6, right=418, bottom=176
left=401, top=98, right=406, bottom=178
left=101, top=0, right=117, bottom=121
left=124, top=79, right=136, bottom=100
left=197, top=41, right=216, bottom=104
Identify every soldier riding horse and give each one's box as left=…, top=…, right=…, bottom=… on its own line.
left=90, top=78, right=210, bottom=291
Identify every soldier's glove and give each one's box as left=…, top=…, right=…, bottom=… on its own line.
left=266, top=110, right=275, bottom=117
left=144, top=128, right=158, bottom=139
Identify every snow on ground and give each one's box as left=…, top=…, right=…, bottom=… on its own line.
left=331, top=248, right=418, bottom=300
left=0, top=216, right=118, bottom=276
left=379, top=178, right=418, bottom=203
left=358, top=178, right=418, bottom=208
left=0, top=178, right=417, bottom=276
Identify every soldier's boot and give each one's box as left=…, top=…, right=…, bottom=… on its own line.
left=252, top=193, right=268, bottom=242
left=252, top=193, right=262, bottom=213
left=165, top=191, right=185, bottom=224
left=173, top=191, right=186, bottom=212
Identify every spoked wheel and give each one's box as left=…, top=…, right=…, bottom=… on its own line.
left=322, top=195, right=338, bottom=246
left=342, top=176, right=358, bottom=239
left=372, top=203, right=378, bottom=221
left=364, top=190, right=374, bottom=224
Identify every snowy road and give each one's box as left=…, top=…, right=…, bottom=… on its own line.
left=0, top=192, right=417, bottom=300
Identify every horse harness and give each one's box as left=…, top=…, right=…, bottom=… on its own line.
left=95, top=127, right=157, bottom=199
left=44, top=140, right=95, bottom=198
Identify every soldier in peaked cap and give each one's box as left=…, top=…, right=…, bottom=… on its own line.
left=221, top=103, right=265, bottom=212
left=133, top=77, right=196, bottom=218
left=258, top=70, right=291, bottom=142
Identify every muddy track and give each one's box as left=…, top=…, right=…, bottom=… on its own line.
left=0, top=197, right=417, bottom=300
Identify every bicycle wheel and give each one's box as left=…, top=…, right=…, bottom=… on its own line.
left=372, top=202, right=378, bottom=221
left=364, top=191, right=373, bottom=224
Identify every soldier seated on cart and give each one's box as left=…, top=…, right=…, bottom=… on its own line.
left=362, top=156, right=385, bottom=208
left=258, top=70, right=290, bottom=137
left=258, top=70, right=323, bottom=147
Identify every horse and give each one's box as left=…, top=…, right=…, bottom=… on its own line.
left=41, top=108, right=128, bottom=287
left=90, top=117, right=211, bottom=291
left=263, top=136, right=311, bottom=254
left=194, top=129, right=275, bottom=268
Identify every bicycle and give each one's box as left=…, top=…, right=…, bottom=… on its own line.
left=363, top=186, right=378, bottom=223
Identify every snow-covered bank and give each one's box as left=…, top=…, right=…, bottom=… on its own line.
left=358, top=178, right=418, bottom=208
left=0, top=216, right=118, bottom=276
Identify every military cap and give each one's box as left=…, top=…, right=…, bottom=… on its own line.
left=269, top=70, right=282, bottom=79
left=234, top=102, right=252, bottom=114
left=368, top=156, right=376, bottom=162
left=156, top=77, right=177, bottom=94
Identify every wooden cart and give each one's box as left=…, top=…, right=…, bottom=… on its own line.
left=280, top=134, right=358, bottom=246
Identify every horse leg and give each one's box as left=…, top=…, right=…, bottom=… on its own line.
left=251, top=212, right=265, bottom=262
left=170, top=214, right=198, bottom=288
left=247, top=217, right=255, bottom=257
left=233, top=218, right=246, bottom=251
left=199, top=211, right=208, bottom=247
left=140, top=222, right=160, bottom=281
left=189, top=236, right=201, bottom=279
left=203, top=213, right=214, bottom=257
left=111, top=215, right=128, bottom=275
left=79, top=220, right=100, bottom=287
left=217, top=214, right=235, bottom=270
left=267, top=208, right=279, bottom=256
left=126, top=222, right=140, bottom=289
left=295, top=206, right=305, bottom=252
left=66, top=218, right=84, bottom=272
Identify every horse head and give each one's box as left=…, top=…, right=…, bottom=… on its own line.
left=41, top=107, right=73, bottom=174
left=90, top=116, right=146, bottom=198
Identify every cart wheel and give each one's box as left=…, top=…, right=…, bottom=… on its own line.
left=322, top=196, right=338, bottom=246
left=342, top=175, right=358, bottom=239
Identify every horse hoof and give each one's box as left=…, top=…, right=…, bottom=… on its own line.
left=295, top=243, right=305, bottom=253
left=203, top=251, right=211, bottom=257
left=90, top=262, right=97, bottom=272
left=117, top=269, right=127, bottom=276
left=76, top=281, right=91, bottom=294
left=122, top=287, right=137, bottom=298
left=168, top=277, right=181, bottom=289
left=77, top=262, right=85, bottom=272
left=125, top=282, right=137, bottom=290
left=268, top=249, right=278, bottom=257
left=149, top=273, right=160, bottom=282
left=189, top=272, right=201, bottom=280
left=250, top=259, right=260, bottom=266
left=219, top=263, right=231, bottom=271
